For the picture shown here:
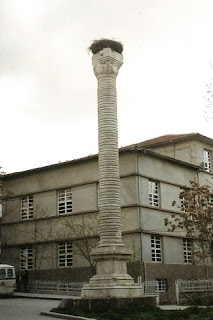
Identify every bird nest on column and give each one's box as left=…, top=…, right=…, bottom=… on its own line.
left=89, top=39, right=123, bottom=54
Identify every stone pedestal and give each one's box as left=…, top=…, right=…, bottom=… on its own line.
left=81, top=246, right=143, bottom=298
left=81, top=46, right=143, bottom=299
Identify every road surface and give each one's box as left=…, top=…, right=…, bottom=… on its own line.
left=0, top=297, right=63, bottom=320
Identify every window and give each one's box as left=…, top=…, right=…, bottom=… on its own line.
left=180, top=195, right=189, bottom=212
left=0, top=269, right=6, bottom=279
left=180, top=196, right=185, bottom=211
left=204, top=149, right=211, bottom=172
left=7, top=269, right=14, bottom=279
left=21, top=195, right=33, bottom=220
left=58, top=242, right=73, bottom=268
left=148, top=181, right=159, bottom=207
left=183, top=239, right=192, bottom=264
left=20, top=246, right=33, bottom=270
left=151, top=235, right=162, bottom=262
left=209, top=194, right=213, bottom=206
left=156, top=279, right=167, bottom=292
left=58, top=189, right=72, bottom=214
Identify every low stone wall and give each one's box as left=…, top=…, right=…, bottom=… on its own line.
left=27, top=263, right=143, bottom=283
left=28, top=266, right=93, bottom=282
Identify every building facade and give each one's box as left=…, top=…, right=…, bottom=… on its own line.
left=1, top=133, right=213, bottom=303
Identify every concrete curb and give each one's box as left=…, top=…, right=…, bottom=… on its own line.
left=15, top=294, right=62, bottom=300
left=41, top=311, right=96, bottom=320
left=14, top=292, right=79, bottom=301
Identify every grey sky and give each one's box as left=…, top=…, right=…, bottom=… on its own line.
left=1, top=0, right=213, bottom=173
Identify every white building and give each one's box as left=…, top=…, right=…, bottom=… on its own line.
left=1, top=132, right=213, bottom=303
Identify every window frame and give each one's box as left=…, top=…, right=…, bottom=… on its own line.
left=151, top=235, right=162, bottom=263
left=20, top=245, right=33, bottom=270
left=21, top=195, right=33, bottom=220
left=204, top=149, right=211, bottom=172
left=58, top=189, right=72, bottom=215
left=156, top=279, right=167, bottom=292
left=183, top=238, right=192, bottom=264
left=148, top=180, right=160, bottom=207
left=180, top=196, right=185, bottom=211
left=58, top=242, right=73, bottom=268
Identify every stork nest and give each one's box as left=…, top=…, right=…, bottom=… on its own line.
left=89, top=39, right=123, bottom=54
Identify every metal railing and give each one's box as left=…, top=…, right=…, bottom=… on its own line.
left=28, top=280, right=85, bottom=296
left=177, top=279, right=213, bottom=292
left=28, top=279, right=159, bottom=301
left=176, top=279, right=213, bottom=304
left=138, top=277, right=159, bottom=304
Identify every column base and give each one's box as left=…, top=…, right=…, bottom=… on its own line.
left=81, top=283, right=143, bottom=299
left=81, top=244, right=143, bottom=299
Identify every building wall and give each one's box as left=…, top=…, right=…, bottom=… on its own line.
left=150, top=140, right=197, bottom=165
left=138, top=154, right=196, bottom=185
left=1, top=144, right=213, bottom=303
left=3, top=159, right=99, bottom=195
left=149, top=138, right=213, bottom=169
left=0, top=155, right=141, bottom=275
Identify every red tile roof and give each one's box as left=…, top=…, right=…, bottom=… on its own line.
left=121, top=133, right=201, bottom=150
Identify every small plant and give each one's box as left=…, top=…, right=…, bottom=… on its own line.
left=89, top=38, right=123, bottom=54
left=51, top=306, right=213, bottom=320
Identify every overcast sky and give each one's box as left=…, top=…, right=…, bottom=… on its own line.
left=1, top=0, right=213, bottom=173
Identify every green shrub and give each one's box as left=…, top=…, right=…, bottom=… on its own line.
left=184, top=307, right=199, bottom=314
left=51, top=306, right=213, bottom=320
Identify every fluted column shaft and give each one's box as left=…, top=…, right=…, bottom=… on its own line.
left=93, top=49, right=123, bottom=247
left=98, top=75, right=122, bottom=246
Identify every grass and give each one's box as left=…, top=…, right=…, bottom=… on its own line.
left=51, top=306, right=213, bottom=320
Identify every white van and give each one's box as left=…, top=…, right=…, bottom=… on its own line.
left=0, top=264, right=16, bottom=296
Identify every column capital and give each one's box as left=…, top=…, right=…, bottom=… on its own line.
left=92, top=48, right=123, bottom=78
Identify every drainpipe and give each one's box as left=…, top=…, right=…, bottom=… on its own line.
left=0, top=173, right=2, bottom=217
left=136, top=155, right=143, bottom=260
left=0, top=173, right=2, bottom=259
left=136, top=154, right=146, bottom=281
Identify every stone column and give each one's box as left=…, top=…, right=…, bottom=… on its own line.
left=81, top=46, right=143, bottom=299
left=95, top=48, right=124, bottom=248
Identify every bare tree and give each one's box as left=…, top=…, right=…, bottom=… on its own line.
left=1, top=198, right=56, bottom=278
left=0, top=192, right=17, bottom=250
left=165, top=180, right=213, bottom=265
left=62, top=215, right=99, bottom=275
left=27, top=204, right=56, bottom=279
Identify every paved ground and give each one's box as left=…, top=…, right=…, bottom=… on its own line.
left=0, top=296, right=62, bottom=320
left=0, top=292, right=199, bottom=320
left=14, top=292, right=80, bottom=300
left=14, top=292, right=190, bottom=310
